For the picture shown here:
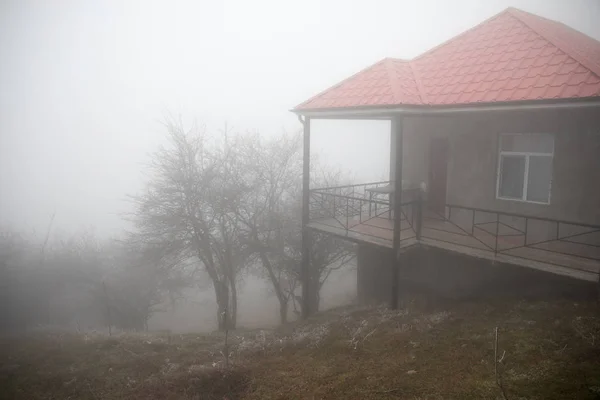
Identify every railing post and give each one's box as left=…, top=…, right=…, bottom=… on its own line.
left=416, top=191, right=423, bottom=241
left=320, top=193, right=325, bottom=218
left=346, top=197, right=349, bottom=231
left=359, top=198, right=363, bottom=223
left=494, top=213, right=499, bottom=255
left=332, top=193, right=336, bottom=217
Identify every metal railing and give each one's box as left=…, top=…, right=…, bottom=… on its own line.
left=422, top=204, right=600, bottom=274
left=309, top=181, right=420, bottom=246
left=308, top=182, right=600, bottom=276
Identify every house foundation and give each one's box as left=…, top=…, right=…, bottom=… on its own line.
left=357, top=243, right=597, bottom=306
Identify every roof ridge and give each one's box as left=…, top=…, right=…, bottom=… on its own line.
left=293, top=7, right=600, bottom=111
left=383, top=58, right=407, bottom=105
left=413, top=8, right=511, bottom=61
left=508, top=8, right=600, bottom=78
left=293, top=58, right=389, bottom=110
left=387, top=57, right=410, bottom=62
left=408, top=60, right=429, bottom=105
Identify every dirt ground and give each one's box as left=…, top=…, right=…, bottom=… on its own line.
left=1, top=297, right=600, bottom=400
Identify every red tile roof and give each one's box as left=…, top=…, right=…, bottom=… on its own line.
left=295, top=8, right=600, bottom=111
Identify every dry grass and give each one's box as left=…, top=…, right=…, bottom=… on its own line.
left=2, top=297, right=600, bottom=399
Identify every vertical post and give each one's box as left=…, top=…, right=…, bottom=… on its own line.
left=346, top=197, right=349, bottom=230
left=597, top=273, right=600, bottom=303
left=391, top=115, right=403, bottom=310
left=301, top=116, right=311, bottom=319
left=495, top=214, right=499, bottom=255
left=223, top=306, right=229, bottom=368
left=389, top=127, right=397, bottom=219
left=416, top=190, right=423, bottom=240
left=102, top=281, right=112, bottom=336
left=333, top=193, right=336, bottom=217
left=360, top=195, right=363, bottom=223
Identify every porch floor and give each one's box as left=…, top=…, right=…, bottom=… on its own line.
left=307, top=213, right=600, bottom=282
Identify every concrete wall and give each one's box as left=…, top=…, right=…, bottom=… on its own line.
left=390, top=116, right=432, bottom=185
left=390, top=108, right=600, bottom=225
left=357, top=243, right=596, bottom=305
left=357, top=244, right=393, bottom=304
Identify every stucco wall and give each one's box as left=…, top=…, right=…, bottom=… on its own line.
left=390, top=116, right=432, bottom=186
left=390, top=108, right=600, bottom=225
left=446, top=108, right=600, bottom=225
left=356, top=243, right=595, bottom=306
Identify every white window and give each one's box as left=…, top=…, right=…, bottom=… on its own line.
left=496, top=134, right=554, bottom=204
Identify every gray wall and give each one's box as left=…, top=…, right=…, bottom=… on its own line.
left=389, top=116, right=431, bottom=185
left=390, top=107, right=600, bottom=225
left=357, top=243, right=596, bottom=305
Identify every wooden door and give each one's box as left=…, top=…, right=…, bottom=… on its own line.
left=428, top=137, right=449, bottom=215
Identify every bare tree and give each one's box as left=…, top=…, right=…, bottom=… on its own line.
left=0, top=227, right=168, bottom=333
left=232, top=133, right=303, bottom=323
left=102, top=241, right=175, bottom=332
left=278, top=161, right=356, bottom=316
left=235, top=133, right=355, bottom=322
left=286, top=230, right=355, bottom=316
left=129, top=118, right=246, bottom=330
left=129, top=120, right=355, bottom=328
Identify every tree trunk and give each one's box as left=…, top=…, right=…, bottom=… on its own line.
left=256, top=249, right=289, bottom=325
left=214, top=280, right=230, bottom=331
left=305, top=273, right=321, bottom=314
left=297, top=280, right=320, bottom=317
left=279, top=298, right=288, bottom=324
left=307, top=288, right=320, bottom=314
left=228, top=274, right=238, bottom=329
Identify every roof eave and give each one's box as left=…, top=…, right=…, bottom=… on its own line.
left=291, top=97, right=600, bottom=119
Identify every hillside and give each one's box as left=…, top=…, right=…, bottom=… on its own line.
left=1, top=297, right=599, bottom=399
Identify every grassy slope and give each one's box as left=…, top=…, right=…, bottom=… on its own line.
left=1, top=298, right=599, bottom=400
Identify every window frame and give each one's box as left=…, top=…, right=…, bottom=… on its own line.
left=495, top=133, right=554, bottom=205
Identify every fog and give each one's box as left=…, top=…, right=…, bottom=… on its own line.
left=148, top=266, right=357, bottom=333
left=1, top=0, right=599, bottom=333
left=2, top=0, right=598, bottom=236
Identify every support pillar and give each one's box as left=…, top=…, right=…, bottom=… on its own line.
left=391, top=115, right=403, bottom=309
left=301, top=116, right=311, bottom=319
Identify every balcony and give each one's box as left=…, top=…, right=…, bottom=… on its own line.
left=307, top=182, right=600, bottom=282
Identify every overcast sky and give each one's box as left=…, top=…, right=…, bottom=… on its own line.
left=1, top=0, right=599, bottom=238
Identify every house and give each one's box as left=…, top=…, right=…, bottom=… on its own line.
left=292, top=7, right=600, bottom=314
